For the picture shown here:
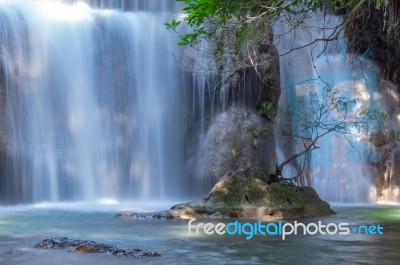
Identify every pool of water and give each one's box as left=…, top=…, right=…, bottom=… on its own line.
left=0, top=202, right=399, bottom=265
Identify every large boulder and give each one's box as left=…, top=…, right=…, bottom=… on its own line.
left=191, top=106, right=277, bottom=180
left=171, top=168, right=335, bottom=220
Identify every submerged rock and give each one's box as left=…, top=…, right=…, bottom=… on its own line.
left=115, top=211, right=179, bottom=220
left=151, top=210, right=178, bottom=219
left=115, top=211, right=149, bottom=219
left=170, top=168, right=335, bottom=220
left=6, top=249, right=23, bottom=255
left=34, top=237, right=87, bottom=248
left=35, top=237, right=160, bottom=258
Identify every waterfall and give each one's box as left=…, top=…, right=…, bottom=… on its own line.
left=274, top=12, right=382, bottom=202
left=0, top=1, right=390, bottom=205
left=0, top=0, right=189, bottom=203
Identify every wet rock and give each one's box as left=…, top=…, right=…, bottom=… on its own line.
left=34, top=237, right=91, bottom=248
left=115, top=211, right=179, bottom=220
left=75, top=244, right=100, bottom=253
left=6, top=249, right=23, bottom=255
left=170, top=168, right=335, bottom=220
left=152, top=211, right=178, bottom=219
left=114, top=211, right=148, bottom=219
left=35, top=237, right=160, bottom=259
left=190, top=106, right=277, bottom=181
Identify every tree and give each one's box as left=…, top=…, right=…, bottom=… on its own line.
left=166, top=0, right=389, bottom=46
left=167, top=0, right=386, bottom=184
left=272, top=79, right=381, bottom=183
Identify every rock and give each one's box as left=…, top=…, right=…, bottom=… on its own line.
left=35, top=237, right=160, bottom=259
left=190, top=106, right=277, bottom=180
left=170, top=168, right=335, bottom=220
left=115, top=211, right=179, bottom=220
left=114, top=211, right=148, bottom=219
left=34, top=237, right=91, bottom=248
left=6, top=249, right=23, bottom=255
left=152, top=211, right=178, bottom=219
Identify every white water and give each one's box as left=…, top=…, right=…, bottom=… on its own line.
left=274, top=12, right=381, bottom=202
left=0, top=0, right=188, bottom=203
left=0, top=1, right=388, bottom=204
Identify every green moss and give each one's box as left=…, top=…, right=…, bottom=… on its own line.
left=209, top=169, right=313, bottom=209
left=211, top=172, right=265, bottom=206
left=248, top=168, right=271, bottom=182
left=211, top=178, right=242, bottom=206
left=245, top=179, right=266, bottom=201
left=211, top=189, right=241, bottom=206
left=182, top=168, right=335, bottom=219
left=268, top=184, right=306, bottom=206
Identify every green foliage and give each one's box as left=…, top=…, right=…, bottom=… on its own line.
left=257, top=101, right=274, bottom=116
left=164, top=19, right=181, bottom=29
left=336, top=97, right=358, bottom=117
left=320, top=0, right=389, bottom=13
left=167, top=0, right=387, bottom=179
left=247, top=125, right=272, bottom=139
left=166, top=0, right=389, bottom=47
left=167, top=0, right=303, bottom=45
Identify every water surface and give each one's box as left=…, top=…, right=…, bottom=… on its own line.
left=0, top=203, right=399, bottom=264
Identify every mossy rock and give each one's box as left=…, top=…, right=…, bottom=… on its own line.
left=171, top=168, right=334, bottom=220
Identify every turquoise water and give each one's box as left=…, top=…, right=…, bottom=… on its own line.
left=0, top=203, right=399, bottom=265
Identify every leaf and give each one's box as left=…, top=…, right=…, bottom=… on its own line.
left=164, top=20, right=181, bottom=29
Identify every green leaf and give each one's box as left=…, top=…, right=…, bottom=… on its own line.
left=164, top=20, right=181, bottom=29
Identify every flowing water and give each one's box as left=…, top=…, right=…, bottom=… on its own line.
left=0, top=0, right=189, bottom=203
left=0, top=2, right=399, bottom=264
left=0, top=0, right=391, bottom=205
left=0, top=204, right=399, bottom=265
left=274, top=13, right=382, bottom=203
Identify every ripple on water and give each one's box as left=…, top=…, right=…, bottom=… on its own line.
left=0, top=206, right=399, bottom=264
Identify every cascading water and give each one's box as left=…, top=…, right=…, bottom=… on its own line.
left=0, top=0, right=189, bottom=203
left=0, top=1, right=390, bottom=205
left=274, top=12, right=382, bottom=202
